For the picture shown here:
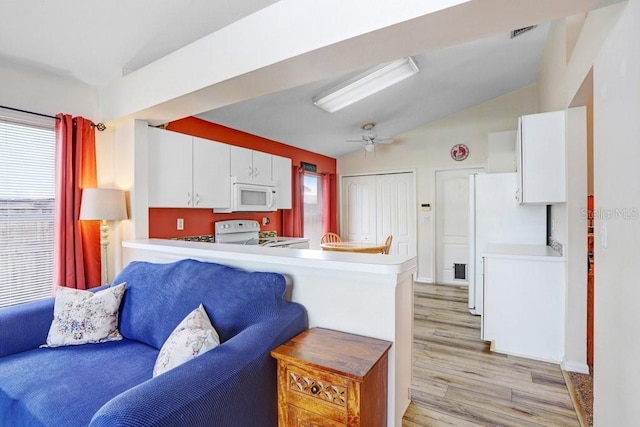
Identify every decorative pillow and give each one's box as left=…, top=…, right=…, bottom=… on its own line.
left=42, top=283, right=126, bottom=348
left=153, top=304, right=220, bottom=377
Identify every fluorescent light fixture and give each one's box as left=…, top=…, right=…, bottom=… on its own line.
left=313, top=57, right=419, bottom=113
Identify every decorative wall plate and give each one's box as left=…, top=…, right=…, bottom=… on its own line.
left=450, top=143, right=469, bottom=161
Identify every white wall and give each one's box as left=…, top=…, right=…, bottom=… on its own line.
left=537, top=3, right=625, bottom=376
left=0, top=59, right=99, bottom=119
left=593, top=0, right=640, bottom=424
left=564, top=107, right=588, bottom=373
left=338, top=85, right=538, bottom=282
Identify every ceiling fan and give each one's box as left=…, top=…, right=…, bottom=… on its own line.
left=346, top=122, right=394, bottom=152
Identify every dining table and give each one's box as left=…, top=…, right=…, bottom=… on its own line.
left=320, top=241, right=387, bottom=254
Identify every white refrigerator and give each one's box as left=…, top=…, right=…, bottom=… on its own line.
left=468, top=173, right=547, bottom=315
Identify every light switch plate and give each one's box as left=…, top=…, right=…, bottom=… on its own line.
left=177, top=218, right=184, bottom=230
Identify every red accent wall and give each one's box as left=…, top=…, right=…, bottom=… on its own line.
left=148, top=117, right=336, bottom=238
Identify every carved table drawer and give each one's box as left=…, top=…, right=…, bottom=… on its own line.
left=287, top=364, right=348, bottom=409
left=271, top=328, right=392, bottom=427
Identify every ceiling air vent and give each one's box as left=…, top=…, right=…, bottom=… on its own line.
left=511, top=25, right=537, bottom=39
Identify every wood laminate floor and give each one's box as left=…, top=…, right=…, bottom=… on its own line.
left=402, top=283, right=580, bottom=427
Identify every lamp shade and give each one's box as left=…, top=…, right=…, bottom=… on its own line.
left=79, top=188, right=128, bottom=221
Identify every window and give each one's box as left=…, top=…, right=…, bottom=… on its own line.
left=0, top=117, right=56, bottom=308
left=303, top=173, right=323, bottom=249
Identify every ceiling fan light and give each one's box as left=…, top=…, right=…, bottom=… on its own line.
left=313, top=57, right=419, bottom=113
left=364, top=143, right=375, bottom=152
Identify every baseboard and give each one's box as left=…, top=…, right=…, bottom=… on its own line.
left=414, top=277, right=434, bottom=283
left=562, top=360, right=590, bottom=374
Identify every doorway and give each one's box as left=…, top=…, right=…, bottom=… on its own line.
left=435, top=167, right=483, bottom=284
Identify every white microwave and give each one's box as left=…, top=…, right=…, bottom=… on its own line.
left=215, top=179, right=277, bottom=212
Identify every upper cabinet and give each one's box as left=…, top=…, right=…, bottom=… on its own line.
left=148, top=127, right=293, bottom=210
left=148, top=128, right=230, bottom=208
left=272, top=155, right=292, bottom=209
left=516, top=111, right=566, bottom=204
left=192, top=136, right=231, bottom=208
left=230, top=146, right=272, bottom=185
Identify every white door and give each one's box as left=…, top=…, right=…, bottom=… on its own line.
left=376, top=173, right=415, bottom=256
left=342, top=175, right=377, bottom=242
left=435, top=168, right=483, bottom=284
left=341, top=172, right=416, bottom=255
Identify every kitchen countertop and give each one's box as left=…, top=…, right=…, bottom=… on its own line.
left=123, top=239, right=416, bottom=275
left=482, top=244, right=565, bottom=261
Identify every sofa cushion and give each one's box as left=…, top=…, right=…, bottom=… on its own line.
left=115, top=259, right=289, bottom=349
left=43, top=283, right=126, bottom=348
left=0, top=339, right=157, bottom=426
left=153, top=303, right=220, bottom=377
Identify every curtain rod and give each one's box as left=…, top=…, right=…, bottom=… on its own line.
left=0, top=105, right=106, bottom=131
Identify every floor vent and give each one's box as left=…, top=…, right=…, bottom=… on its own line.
left=511, top=25, right=538, bottom=39
left=454, top=263, right=466, bottom=280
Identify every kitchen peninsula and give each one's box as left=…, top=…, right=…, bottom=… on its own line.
left=122, top=239, right=416, bottom=427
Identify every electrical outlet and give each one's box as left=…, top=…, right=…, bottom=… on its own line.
left=177, top=218, right=184, bottom=231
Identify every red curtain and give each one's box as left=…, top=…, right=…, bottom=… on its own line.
left=281, top=166, right=304, bottom=237
left=53, top=114, right=100, bottom=289
left=322, top=173, right=338, bottom=234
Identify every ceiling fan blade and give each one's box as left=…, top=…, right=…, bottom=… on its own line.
left=346, top=139, right=364, bottom=143
left=376, top=138, right=394, bottom=144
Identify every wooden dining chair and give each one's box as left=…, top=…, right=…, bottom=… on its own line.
left=382, top=235, right=393, bottom=254
left=321, top=232, right=342, bottom=244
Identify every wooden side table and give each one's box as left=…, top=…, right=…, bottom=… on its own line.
left=271, top=328, right=392, bottom=426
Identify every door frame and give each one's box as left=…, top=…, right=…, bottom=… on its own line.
left=433, top=164, right=485, bottom=284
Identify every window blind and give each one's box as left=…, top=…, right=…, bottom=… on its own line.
left=0, top=119, right=56, bottom=308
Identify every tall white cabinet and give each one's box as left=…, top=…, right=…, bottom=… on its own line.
left=341, top=172, right=416, bottom=256
left=148, top=128, right=230, bottom=208
left=516, top=111, right=566, bottom=204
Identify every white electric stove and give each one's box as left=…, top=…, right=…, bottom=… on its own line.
left=214, top=220, right=309, bottom=249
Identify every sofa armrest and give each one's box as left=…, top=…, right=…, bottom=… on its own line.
left=90, top=304, right=305, bottom=427
left=0, top=284, right=112, bottom=357
left=0, top=297, right=55, bottom=357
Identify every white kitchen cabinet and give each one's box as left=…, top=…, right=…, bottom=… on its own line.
left=192, top=136, right=230, bottom=208
left=148, top=128, right=230, bottom=208
left=272, top=154, right=292, bottom=209
left=516, top=111, right=566, bottom=204
left=482, top=244, right=565, bottom=363
left=230, top=146, right=272, bottom=185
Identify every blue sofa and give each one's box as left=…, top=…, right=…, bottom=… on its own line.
left=0, top=259, right=306, bottom=426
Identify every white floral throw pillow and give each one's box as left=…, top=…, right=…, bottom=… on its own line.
left=42, top=283, right=126, bottom=348
left=153, top=304, right=220, bottom=377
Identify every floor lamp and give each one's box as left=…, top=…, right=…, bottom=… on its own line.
left=79, top=188, right=128, bottom=284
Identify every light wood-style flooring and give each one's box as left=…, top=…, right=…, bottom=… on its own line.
left=402, top=283, right=580, bottom=427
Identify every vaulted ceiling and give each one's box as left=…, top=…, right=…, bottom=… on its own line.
left=0, top=0, right=617, bottom=158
